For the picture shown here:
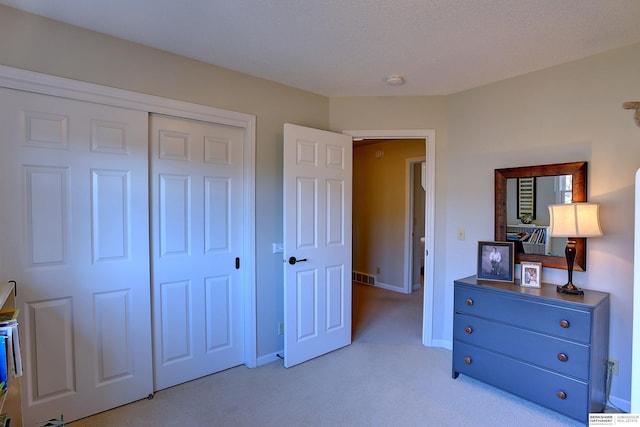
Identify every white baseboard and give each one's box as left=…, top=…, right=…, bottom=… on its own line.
left=374, top=281, right=407, bottom=294
left=608, top=395, right=631, bottom=413
left=429, top=339, right=452, bottom=350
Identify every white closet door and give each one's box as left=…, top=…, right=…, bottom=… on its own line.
left=150, top=114, right=244, bottom=390
left=0, top=88, right=153, bottom=425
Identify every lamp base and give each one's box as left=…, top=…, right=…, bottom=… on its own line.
left=558, top=241, right=583, bottom=295
left=556, top=283, right=584, bottom=296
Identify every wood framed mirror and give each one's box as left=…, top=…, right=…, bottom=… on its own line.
left=495, top=162, right=588, bottom=271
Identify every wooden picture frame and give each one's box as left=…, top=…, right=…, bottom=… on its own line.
left=520, top=261, right=542, bottom=288
left=477, top=241, right=515, bottom=283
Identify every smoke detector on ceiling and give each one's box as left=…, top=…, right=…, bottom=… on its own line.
left=385, top=75, right=405, bottom=86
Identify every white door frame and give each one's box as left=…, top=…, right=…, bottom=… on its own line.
left=406, top=156, right=426, bottom=293
left=343, top=129, right=436, bottom=346
left=0, top=65, right=258, bottom=368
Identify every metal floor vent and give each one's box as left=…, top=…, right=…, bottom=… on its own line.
left=352, top=271, right=375, bottom=285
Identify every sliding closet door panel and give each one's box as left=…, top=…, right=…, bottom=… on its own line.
left=150, top=114, right=244, bottom=391
left=0, top=87, right=153, bottom=425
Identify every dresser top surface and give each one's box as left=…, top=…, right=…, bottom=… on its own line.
left=455, top=275, right=609, bottom=308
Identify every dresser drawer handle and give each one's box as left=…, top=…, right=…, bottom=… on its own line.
left=557, top=353, right=569, bottom=362
left=466, top=298, right=474, bottom=306
left=559, top=319, right=570, bottom=328
left=556, top=390, right=567, bottom=400
left=464, top=357, right=472, bottom=365
left=464, top=326, right=473, bottom=334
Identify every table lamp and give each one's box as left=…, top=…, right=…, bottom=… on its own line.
left=548, top=203, right=603, bottom=295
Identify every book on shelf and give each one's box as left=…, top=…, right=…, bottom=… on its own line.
left=0, top=328, right=14, bottom=380
left=0, top=323, right=22, bottom=379
left=0, top=310, right=18, bottom=326
left=518, top=232, right=531, bottom=241
left=8, top=324, right=20, bottom=378
left=524, top=228, right=546, bottom=244
left=0, top=308, right=20, bottom=328
left=0, top=336, right=7, bottom=390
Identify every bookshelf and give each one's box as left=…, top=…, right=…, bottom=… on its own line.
left=0, top=282, right=21, bottom=427
left=506, top=224, right=551, bottom=255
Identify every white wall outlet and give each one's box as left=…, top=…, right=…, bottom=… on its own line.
left=278, top=322, right=284, bottom=335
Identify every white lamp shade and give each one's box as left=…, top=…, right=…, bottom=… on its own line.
left=548, top=203, right=603, bottom=237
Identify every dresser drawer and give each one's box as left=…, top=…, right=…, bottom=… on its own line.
left=453, top=341, right=590, bottom=422
left=454, top=313, right=590, bottom=380
left=454, top=286, right=591, bottom=343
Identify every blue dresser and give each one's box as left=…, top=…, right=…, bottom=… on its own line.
left=452, top=275, right=609, bottom=423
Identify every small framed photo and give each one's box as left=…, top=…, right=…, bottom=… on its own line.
left=520, top=262, right=542, bottom=288
left=477, top=241, right=515, bottom=283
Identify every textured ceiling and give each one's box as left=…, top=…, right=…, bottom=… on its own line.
left=2, top=0, right=640, bottom=96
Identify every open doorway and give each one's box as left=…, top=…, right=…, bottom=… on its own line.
left=344, top=130, right=435, bottom=346
left=351, top=139, right=425, bottom=293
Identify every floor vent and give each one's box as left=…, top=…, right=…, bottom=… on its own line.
left=352, top=271, right=376, bottom=286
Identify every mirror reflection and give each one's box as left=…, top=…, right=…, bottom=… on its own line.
left=505, top=175, right=571, bottom=257
left=494, top=162, right=587, bottom=271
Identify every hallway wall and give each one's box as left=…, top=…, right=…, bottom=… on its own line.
left=353, top=139, right=425, bottom=292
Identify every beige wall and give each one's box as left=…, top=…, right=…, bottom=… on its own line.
left=353, top=140, right=425, bottom=290
left=329, top=43, right=640, bottom=407
left=2, top=4, right=638, bottom=408
left=445, top=43, right=640, bottom=406
left=0, top=5, right=329, bottom=359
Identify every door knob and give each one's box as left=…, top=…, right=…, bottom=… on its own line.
left=288, top=256, right=308, bottom=265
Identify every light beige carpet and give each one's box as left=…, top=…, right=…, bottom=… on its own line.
left=352, top=282, right=423, bottom=345
left=67, top=284, right=581, bottom=426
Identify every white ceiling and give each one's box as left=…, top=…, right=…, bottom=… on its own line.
left=3, top=0, right=640, bottom=97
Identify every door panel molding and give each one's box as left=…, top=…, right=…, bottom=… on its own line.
left=284, top=124, right=352, bottom=368
left=0, top=65, right=258, bottom=369
left=1, top=89, right=153, bottom=424
left=150, top=114, right=245, bottom=389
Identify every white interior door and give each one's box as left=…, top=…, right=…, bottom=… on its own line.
left=283, top=124, right=352, bottom=368
left=0, top=88, right=153, bottom=425
left=150, top=114, right=245, bottom=390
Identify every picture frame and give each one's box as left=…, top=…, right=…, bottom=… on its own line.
left=477, top=241, right=515, bottom=283
left=517, top=177, right=536, bottom=219
left=520, top=261, right=542, bottom=288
